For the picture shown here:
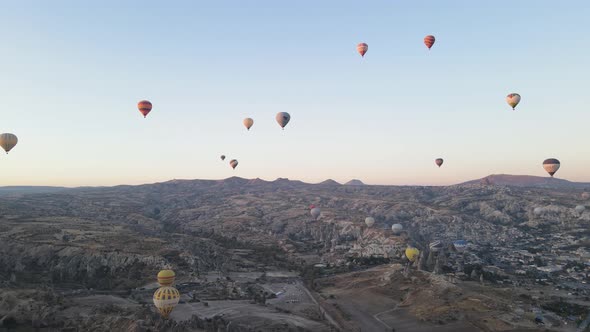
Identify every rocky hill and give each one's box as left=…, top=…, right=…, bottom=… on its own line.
left=460, top=174, right=590, bottom=189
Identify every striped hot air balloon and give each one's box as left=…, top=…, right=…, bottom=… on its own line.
left=506, top=93, right=521, bottom=110
left=435, top=158, right=444, bottom=168
left=153, top=286, right=180, bottom=319
left=157, top=270, right=176, bottom=287
left=424, top=35, right=435, bottom=50
left=0, top=133, right=18, bottom=154
left=357, top=43, right=368, bottom=57
left=453, top=240, right=468, bottom=252
left=137, top=100, right=152, bottom=118
left=542, top=158, right=560, bottom=177
left=429, top=240, right=443, bottom=252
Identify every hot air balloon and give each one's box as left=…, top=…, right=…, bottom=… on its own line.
left=153, top=286, right=180, bottom=319
left=542, top=158, right=560, bottom=177
left=453, top=240, right=468, bottom=252
left=243, top=118, right=254, bottom=131
left=0, top=133, right=18, bottom=154
left=276, top=112, right=290, bottom=130
left=533, top=207, right=544, bottom=216
left=405, top=247, right=420, bottom=262
left=230, top=159, right=238, bottom=170
left=357, top=43, right=368, bottom=57
left=157, top=270, right=176, bottom=287
left=582, top=192, right=590, bottom=200
left=506, top=93, right=521, bottom=110
left=424, top=35, right=435, bottom=50
left=575, top=205, right=585, bottom=214
left=365, top=217, right=375, bottom=228
left=220, top=155, right=226, bottom=161
left=391, top=223, right=403, bottom=235
left=310, top=207, right=321, bottom=220
left=138, top=100, right=152, bottom=118
left=429, top=240, right=443, bottom=252
left=309, top=204, right=316, bottom=209
left=435, top=158, right=444, bottom=168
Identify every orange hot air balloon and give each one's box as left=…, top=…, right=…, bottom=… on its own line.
left=138, top=100, right=152, bottom=118
left=424, top=35, right=435, bottom=50
left=157, top=270, right=176, bottom=287
left=357, top=43, right=368, bottom=57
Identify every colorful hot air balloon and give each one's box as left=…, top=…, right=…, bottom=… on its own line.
left=153, top=286, right=180, bottom=319
left=365, top=217, right=375, bottom=228
left=405, top=247, right=420, bottom=262
left=230, top=159, right=238, bottom=170
left=435, top=158, right=444, bottom=168
left=0, top=133, right=18, bottom=154
left=276, top=112, right=290, bottom=130
left=137, top=100, right=152, bottom=118
left=220, top=155, right=226, bottom=161
left=424, top=35, right=435, bottom=50
left=453, top=240, right=468, bottom=252
left=157, top=270, right=176, bottom=287
left=309, top=204, right=316, bottom=209
left=243, top=118, right=254, bottom=131
left=542, top=158, right=560, bottom=177
left=429, top=240, right=443, bottom=252
left=357, top=43, right=368, bottom=57
left=310, top=207, right=321, bottom=220
left=506, top=93, right=521, bottom=110
left=391, top=223, right=403, bottom=235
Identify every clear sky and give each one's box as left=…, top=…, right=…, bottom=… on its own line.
left=0, top=1, right=589, bottom=186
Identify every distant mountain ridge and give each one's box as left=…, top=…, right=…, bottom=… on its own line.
left=460, top=174, right=590, bottom=189
left=344, top=179, right=365, bottom=186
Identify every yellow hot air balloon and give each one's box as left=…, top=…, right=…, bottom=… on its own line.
left=153, top=286, right=180, bottom=319
left=157, top=270, right=176, bottom=287
left=405, top=247, right=420, bottom=262
left=0, top=133, right=18, bottom=154
left=243, top=118, right=254, bottom=131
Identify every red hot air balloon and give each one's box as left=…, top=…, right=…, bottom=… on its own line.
left=138, top=100, right=152, bottom=118
left=309, top=204, right=316, bottom=209
left=357, top=43, right=368, bottom=57
left=435, top=158, right=444, bottom=168
left=424, top=35, right=435, bottom=50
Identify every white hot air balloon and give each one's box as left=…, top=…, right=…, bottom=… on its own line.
left=391, top=223, right=403, bottom=234
left=575, top=205, right=585, bottom=214
left=310, top=207, right=321, bottom=220
left=365, top=217, right=375, bottom=227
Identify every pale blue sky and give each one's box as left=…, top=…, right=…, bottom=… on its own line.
left=0, top=1, right=589, bottom=186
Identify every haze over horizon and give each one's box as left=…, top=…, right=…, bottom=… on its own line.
left=1, top=1, right=589, bottom=187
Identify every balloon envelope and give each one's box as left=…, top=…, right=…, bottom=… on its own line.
left=575, top=205, right=585, bottom=214
left=405, top=247, right=420, bottom=262
left=582, top=192, right=590, bottom=200
left=542, top=158, right=560, bottom=177
left=243, top=118, right=254, bottom=130
left=365, top=217, right=375, bottom=227
left=137, top=100, right=152, bottom=118
left=435, top=158, right=444, bottom=167
left=157, top=270, right=176, bottom=287
left=310, top=207, right=321, bottom=220
left=533, top=207, right=544, bottom=216
left=357, top=43, right=368, bottom=57
left=391, top=223, right=403, bottom=234
left=424, top=35, right=435, bottom=49
left=153, top=286, right=180, bottom=319
left=276, top=112, right=291, bottom=129
left=506, top=93, right=521, bottom=110
left=0, top=133, right=18, bottom=154
left=220, top=155, right=226, bottom=161
left=230, top=159, right=238, bottom=170
left=429, top=240, right=443, bottom=252
left=453, top=240, right=468, bottom=252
